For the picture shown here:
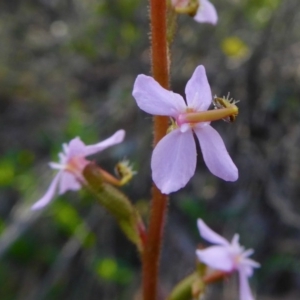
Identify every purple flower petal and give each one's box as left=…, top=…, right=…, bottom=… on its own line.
left=185, top=65, right=212, bottom=111
left=238, top=268, right=255, bottom=300
left=243, top=249, right=254, bottom=258
left=196, top=246, right=234, bottom=272
left=194, top=0, right=218, bottom=25
left=59, top=172, right=81, bottom=194
left=67, top=137, right=86, bottom=158
left=194, top=124, right=238, bottom=181
left=132, top=75, right=186, bottom=117
left=197, top=218, right=229, bottom=246
left=151, top=128, right=196, bottom=194
left=31, top=172, right=62, bottom=210
left=240, top=258, right=261, bottom=277
left=84, top=130, right=125, bottom=157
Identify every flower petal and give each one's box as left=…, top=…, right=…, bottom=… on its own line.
left=31, top=172, right=62, bottom=210
left=243, top=249, right=254, bottom=258
left=194, top=0, right=218, bottom=25
left=83, top=130, right=125, bottom=157
left=185, top=65, right=212, bottom=111
left=196, top=246, right=234, bottom=271
left=194, top=125, right=238, bottom=181
left=151, top=128, right=196, bottom=194
left=238, top=269, right=255, bottom=300
left=240, top=259, right=260, bottom=277
left=197, top=219, right=229, bottom=246
left=59, top=172, right=82, bottom=194
left=67, top=137, right=86, bottom=157
left=133, top=74, right=186, bottom=117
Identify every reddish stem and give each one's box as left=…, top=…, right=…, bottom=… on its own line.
left=142, top=0, right=170, bottom=299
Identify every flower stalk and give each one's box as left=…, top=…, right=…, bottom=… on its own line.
left=142, top=0, right=170, bottom=299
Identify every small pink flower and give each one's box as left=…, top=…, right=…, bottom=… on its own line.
left=172, top=0, right=218, bottom=25
left=196, top=219, right=260, bottom=300
left=132, top=65, right=238, bottom=194
left=32, top=130, right=125, bottom=210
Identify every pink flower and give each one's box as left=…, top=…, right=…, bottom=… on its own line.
left=172, top=0, right=218, bottom=25
left=132, top=65, right=238, bottom=194
left=196, top=219, right=260, bottom=300
left=32, top=130, right=125, bottom=210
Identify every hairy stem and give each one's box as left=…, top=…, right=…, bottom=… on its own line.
left=142, top=0, right=170, bottom=299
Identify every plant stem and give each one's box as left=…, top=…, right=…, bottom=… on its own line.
left=142, top=0, right=170, bottom=299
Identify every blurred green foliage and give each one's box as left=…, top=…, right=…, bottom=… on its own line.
left=94, top=257, right=134, bottom=284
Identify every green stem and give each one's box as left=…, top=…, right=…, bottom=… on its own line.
left=142, top=0, right=170, bottom=299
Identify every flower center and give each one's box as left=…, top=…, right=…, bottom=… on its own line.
left=65, top=156, right=89, bottom=175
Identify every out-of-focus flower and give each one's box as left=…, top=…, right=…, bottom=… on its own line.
left=196, top=219, right=260, bottom=300
left=172, top=0, right=218, bottom=25
left=32, top=130, right=125, bottom=210
left=132, top=65, right=238, bottom=194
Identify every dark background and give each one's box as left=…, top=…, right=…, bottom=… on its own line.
left=0, top=0, right=300, bottom=299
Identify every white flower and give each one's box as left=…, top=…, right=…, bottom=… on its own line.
left=196, top=219, right=260, bottom=300
left=132, top=65, right=237, bottom=194
left=32, top=130, right=125, bottom=210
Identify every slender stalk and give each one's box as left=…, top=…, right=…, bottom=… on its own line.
left=142, top=0, right=170, bottom=299
left=179, top=106, right=239, bottom=123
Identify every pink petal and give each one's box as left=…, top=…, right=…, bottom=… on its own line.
left=59, top=172, right=82, bottom=194
left=194, top=125, right=238, bottom=181
left=151, top=128, right=196, bottom=194
left=185, top=65, right=212, bottom=111
left=67, top=137, right=86, bottom=158
left=231, top=233, right=240, bottom=247
left=197, top=219, right=229, bottom=246
left=245, top=258, right=260, bottom=269
left=243, top=249, right=254, bottom=258
left=31, top=172, right=62, bottom=210
left=196, top=246, right=234, bottom=272
left=194, top=0, right=218, bottom=25
left=240, top=259, right=260, bottom=277
left=132, top=75, right=186, bottom=117
left=238, top=269, right=255, bottom=300
left=83, top=130, right=125, bottom=157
